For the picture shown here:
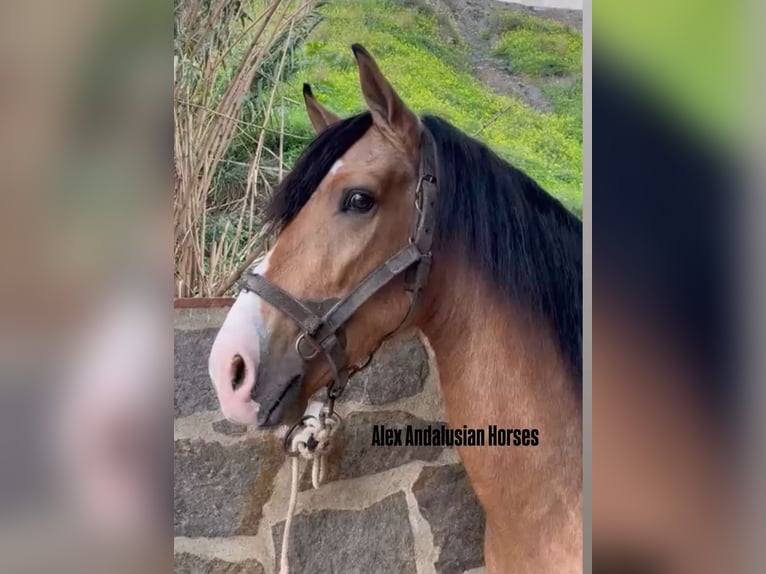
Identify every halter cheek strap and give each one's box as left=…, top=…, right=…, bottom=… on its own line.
left=239, top=126, right=438, bottom=413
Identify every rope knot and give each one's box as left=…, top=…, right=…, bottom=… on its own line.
left=287, top=411, right=340, bottom=461
left=279, top=404, right=342, bottom=574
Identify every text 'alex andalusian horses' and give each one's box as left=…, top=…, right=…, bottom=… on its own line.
left=209, top=44, right=582, bottom=573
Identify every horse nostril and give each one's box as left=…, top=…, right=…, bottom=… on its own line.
left=231, top=354, right=246, bottom=391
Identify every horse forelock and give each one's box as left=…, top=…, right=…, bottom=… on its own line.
left=266, top=112, right=373, bottom=230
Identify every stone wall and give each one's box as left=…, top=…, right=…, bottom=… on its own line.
left=174, top=305, right=486, bottom=574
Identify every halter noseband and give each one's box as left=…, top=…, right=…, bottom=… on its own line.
left=240, top=126, right=438, bottom=414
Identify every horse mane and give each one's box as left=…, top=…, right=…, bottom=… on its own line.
left=266, top=111, right=582, bottom=381
left=421, top=115, right=582, bottom=381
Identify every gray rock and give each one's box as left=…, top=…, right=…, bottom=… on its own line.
left=300, top=410, right=444, bottom=489
left=174, top=553, right=264, bottom=574
left=175, top=328, right=220, bottom=416
left=212, top=419, right=248, bottom=436
left=345, top=334, right=428, bottom=405
left=413, top=464, right=485, bottom=574
left=174, top=437, right=281, bottom=537
left=272, top=492, right=416, bottom=574
left=315, top=333, right=428, bottom=405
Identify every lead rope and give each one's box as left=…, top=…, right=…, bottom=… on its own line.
left=280, top=404, right=341, bottom=574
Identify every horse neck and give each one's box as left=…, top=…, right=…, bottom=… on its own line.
left=415, top=252, right=582, bottom=564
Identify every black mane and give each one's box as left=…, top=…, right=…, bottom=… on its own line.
left=267, top=112, right=582, bottom=381
left=422, top=115, right=582, bottom=381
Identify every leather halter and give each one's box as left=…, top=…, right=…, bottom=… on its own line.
left=240, top=126, right=438, bottom=413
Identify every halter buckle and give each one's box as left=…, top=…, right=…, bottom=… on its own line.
left=414, top=174, right=433, bottom=214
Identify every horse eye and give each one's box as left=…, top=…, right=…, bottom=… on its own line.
left=343, top=190, right=375, bottom=213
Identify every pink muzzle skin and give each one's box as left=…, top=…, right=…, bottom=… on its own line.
left=208, top=291, right=263, bottom=425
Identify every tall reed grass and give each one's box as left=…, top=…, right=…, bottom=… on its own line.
left=174, top=0, right=318, bottom=297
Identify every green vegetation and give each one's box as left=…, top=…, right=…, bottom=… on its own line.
left=489, top=11, right=582, bottom=210
left=267, top=0, right=583, bottom=213
left=542, top=77, right=582, bottom=144
left=492, top=18, right=581, bottom=77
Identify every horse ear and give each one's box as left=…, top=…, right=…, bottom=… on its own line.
left=303, top=84, right=341, bottom=134
left=351, top=44, right=419, bottom=149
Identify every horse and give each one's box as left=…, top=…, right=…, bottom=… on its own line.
left=208, top=44, right=582, bottom=573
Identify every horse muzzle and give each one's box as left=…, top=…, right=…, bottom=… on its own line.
left=251, top=352, right=305, bottom=427
left=208, top=291, right=306, bottom=428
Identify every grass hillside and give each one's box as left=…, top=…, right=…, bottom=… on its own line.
left=273, top=0, right=582, bottom=213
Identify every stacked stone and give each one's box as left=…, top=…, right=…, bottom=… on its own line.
left=174, top=306, right=485, bottom=574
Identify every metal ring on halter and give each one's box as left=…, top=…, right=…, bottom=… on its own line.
left=323, top=409, right=342, bottom=432
left=295, top=333, right=320, bottom=360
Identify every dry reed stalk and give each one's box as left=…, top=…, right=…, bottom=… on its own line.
left=174, top=0, right=316, bottom=297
